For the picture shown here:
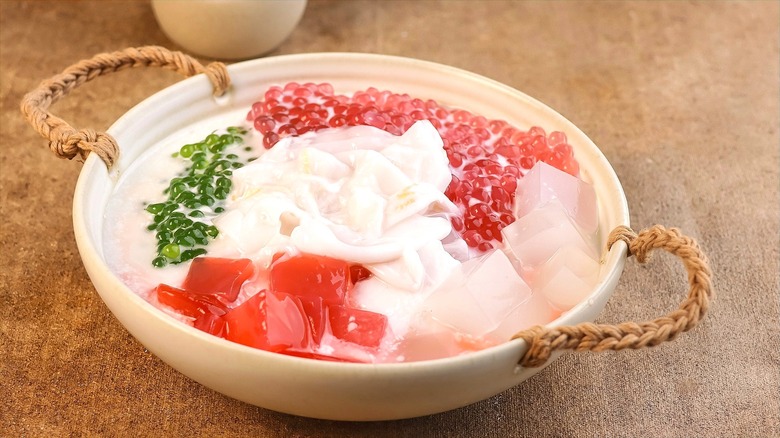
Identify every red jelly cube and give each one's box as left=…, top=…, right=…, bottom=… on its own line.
left=265, top=292, right=310, bottom=351
left=221, top=291, right=269, bottom=350
left=155, top=284, right=227, bottom=319
left=194, top=313, right=226, bottom=337
left=155, top=284, right=227, bottom=336
left=327, top=305, right=388, bottom=348
left=221, top=291, right=311, bottom=353
left=349, top=264, right=372, bottom=285
left=297, top=295, right=326, bottom=345
left=182, top=257, right=254, bottom=302
left=270, top=254, right=350, bottom=306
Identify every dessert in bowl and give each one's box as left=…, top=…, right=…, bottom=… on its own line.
left=31, top=51, right=636, bottom=420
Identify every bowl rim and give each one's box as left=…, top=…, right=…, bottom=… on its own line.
left=73, top=51, right=630, bottom=372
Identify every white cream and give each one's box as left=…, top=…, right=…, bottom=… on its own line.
left=209, top=120, right=460, bottom=297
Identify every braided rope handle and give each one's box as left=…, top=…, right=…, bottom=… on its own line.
left=20, top=46, right=231, bottom=168
left=513, top=225, right=713, bottom=367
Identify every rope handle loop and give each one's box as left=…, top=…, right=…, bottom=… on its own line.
left=20, top=46, right=231, bottom=168
left=513, top=225, right=712, bottom=367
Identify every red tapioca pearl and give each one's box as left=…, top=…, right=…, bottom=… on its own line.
left=328, top=115, right=347, bottom=128
left=446, top=150, right=464, bottom=168
left=353, top=91, right=373, bottom=105
left=264, top=87, right=283, bottom=101
left=391, top=114, right=413, bottom=130
left=452, top=109, right=472, bottom=123
left=297, top=126, right=315, bottom=135
left=451, top=216, right=465, bottom=232
left=519, top=156, right=537, bottom=170
left=466, top=145, right=485, bottom=158
left=410, top=110, right=427, bottom=121
left=478, top=215, right=502, bottom=241
left=462, top=134, right=481, bottom=150
left=499, top=213, right=515, bottom=226
left=478, top=160, right=502, bottom=176
left=470, top=186, right=490, bottom=203
left=462, top=230, right=482, bottom=248
left=472, top=176, right=492, bottom=191
left=254, top=116, right=275, bottom=134
left=453, top=123, right=473, bottom=139
left=398, top=101, right=416, bottom=114
left=278, top=124, right=298, bottom=136
left=488, top=119, right=507, bottom=135
left=536, top=150, right=554, bottom=165
left=292, top=97, right=308, bottom=107
left=489, top=188, right=511, bottom=211
left=427, top=118, right=442, bottom=130
left=346, top=103, right=363, bottom=116
left=495, top=144, right=520, bottom=159
left=333, top=104, right=348, bottom=115
left=516, top=139, right=534, bottom=156
left=553, top=143, right=573, bottom=158
left=477, top=241, right=495, bottom=252
left=283, top=82, right=300, bottom=92
left=293, top=82, right=317, bottom=98
left=501, top=126, right=518, bottom=140
left=410, top=98, right=425, bottom=109
left=499, top=174, right=518, bottom=194
left=299, top=111, right=317, bottom=123
left=469, top=115, right=487, bottom=129
left=560, top=158, right=580, bottom=176
left=384, top=94, right=404, bottom=110
left=504, top=165, right=521, bottom=177
left=477, top=192, right=498, bottom=207
left=361, top=109, right=386, bottom=129
left=317, top=83, right=334, bottom=95
left=528, top=126, right=546, bottom=138
left=530, top=136, right=548, bottom=154
left=509, top=129, right=528, bottom=144
left=453, top=180, right=472, bottom=201
left=548, top=131, right=567, bottom=147
left=262, top=100, right=279, bottom=113
left=444, top=176, right=459, bottom=199
left=304, top=118, right=324, bottom=128
left=250, top=102, right=264, bottom=117
left=474, top=127, right=491, bottom=142
left=467, top=202, right=491, bottom=219
left=263, top=132, right=280, bottom=149
left=272, top=113, right=290, bottom=123
left=461, top=169, right=480, bottom=182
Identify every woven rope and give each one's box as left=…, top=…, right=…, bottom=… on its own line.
left=512, top=225, right=712, bottom=367
left=20, top=46, right=231, bottom=168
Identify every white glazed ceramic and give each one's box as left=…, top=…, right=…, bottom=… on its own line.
left=151, top=0, right=307, bottom=60
left=73, top=53, right=629, bottom=421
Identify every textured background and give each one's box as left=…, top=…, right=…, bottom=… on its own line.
left=1, top=1, right=778, bottom=436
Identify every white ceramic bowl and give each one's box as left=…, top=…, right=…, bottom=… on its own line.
left=73, top=53, right=629, bottom=421
left=151, top=0, right=307, bottom=60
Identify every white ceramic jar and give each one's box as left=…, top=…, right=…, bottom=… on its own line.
left=151, top=0, right=307, bottom=60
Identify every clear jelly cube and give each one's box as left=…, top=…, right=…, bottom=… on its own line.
left=421, top=249, right=532, bottom=337
left=514, top=161, right=598, bottom=234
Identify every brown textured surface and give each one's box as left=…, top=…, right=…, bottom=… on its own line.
left=1, top=1, right=778, bottom=436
